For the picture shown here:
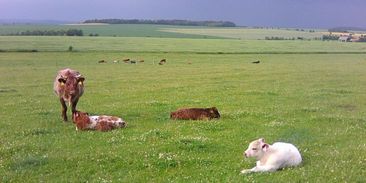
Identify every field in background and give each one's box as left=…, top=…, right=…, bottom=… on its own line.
left=0, top=24, right=221, bottom=39
left=1, top=36, right=366, bottom=53
left=1, top=24, right=365, bottom=41
left=0, top=24, right=366, bottom=182
left=0, top=24, right=331, bottom=40
left=160, top=27, right=325, bottom=40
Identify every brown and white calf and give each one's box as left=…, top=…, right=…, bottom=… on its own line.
left=241, top=138, right=302, bottom=174
left=53, top=68, right=85, bottom=121
left=170, top=107, right=220, bottom=120
left=72, top=111, right=127, bottom=132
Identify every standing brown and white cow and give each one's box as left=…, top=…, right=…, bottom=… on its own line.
left=53, top=68, right=85, bottom=121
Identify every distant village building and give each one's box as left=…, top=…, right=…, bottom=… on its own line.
left=338, top=33, right=362, bottom=42
left=338, top=35, right=351, bottom=42
left=350, top=37, right=360, bottom=42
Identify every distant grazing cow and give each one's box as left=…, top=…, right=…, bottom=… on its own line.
left=53, top=68, right=85, bottom=121
left=139, top=60, right=145, bottom=63
left=241, top=138, right=302, bottom=174
left=123, top=58, right=130, bottom=62
left=170, top=107, right=220, bottom=120
left=130, top=60, right=137, bottom=64
left=113, top=60, right=119, bottom=63
left=98, top=60, right=106, bottom=63
left=72, top=111, right=127, bottom=132
left=159, top=59, right=166, bottom=65
left=252, top=60, right=260, bottom=64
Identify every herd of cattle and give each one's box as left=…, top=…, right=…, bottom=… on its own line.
left=53, top=68, right=220, bottom=131
left=53, top=67, right=301, bottom=174
left=98, top=58, right=166, bottom=65
left=97, top=58, right=260, bottom=65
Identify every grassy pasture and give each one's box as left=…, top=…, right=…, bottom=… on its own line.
left=1, top=36, right=366, bottom=53
left=0, top=24, right=220, bottom=39
left=160, top=27, right=325, bottom=40
left=1, top=24, right=365, bottom=43
left=0, top=50, right=366, bottom=182
left=0, top=24, right=333, bottom=40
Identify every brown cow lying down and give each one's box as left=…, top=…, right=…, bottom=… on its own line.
left=170, top=107, right=220, bottom=120
left=72, top=111, right=127, bottom=132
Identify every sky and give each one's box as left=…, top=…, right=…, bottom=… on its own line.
left=1, top=0, right=365, bottom=28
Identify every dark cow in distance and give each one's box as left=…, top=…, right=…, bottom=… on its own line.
left=252, top=60, right=260, bottom=64
left=170, top=107, right=220, bottom=120
left=159, top=59, right=167, bottom=65
left=53, top=68, right=85, bottom=121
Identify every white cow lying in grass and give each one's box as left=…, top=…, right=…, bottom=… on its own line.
left=241, top=138, right=302, bottom=174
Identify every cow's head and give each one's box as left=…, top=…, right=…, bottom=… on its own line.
left=209, top=107, right=220, bottom=119
left=58, top=73, right=84, bottom=100
left=72, top=111, right=90, bottom=125
left=116, top=120, right=127, bottom=128
left=244, top=138, right=269, bottom=160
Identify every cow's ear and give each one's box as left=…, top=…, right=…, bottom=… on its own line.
left=259, top=138, right=265, bottom=143
left=72, top=112, right=79, bottom=119
left=77, top=77, right=85, bottom=85
left=262, top=144, right=269, bottom=152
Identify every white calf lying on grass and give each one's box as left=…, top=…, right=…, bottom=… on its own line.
left=241, top=138, right=302, bottom=174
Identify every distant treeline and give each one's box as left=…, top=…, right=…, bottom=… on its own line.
left=265, top=36, right=307, bottom=40
left=7, top=29, right=83, bottom=36
left=265, top=36, right=321, bottom=41
left=83, top=19, right=236, bottom=27
left=359, top=35, right=366, bottom=42
left=322, top=34, right=366, bottom=42
left=322, top=34, right=339, bottom=40
left=329, top=27, right=366, bottom=33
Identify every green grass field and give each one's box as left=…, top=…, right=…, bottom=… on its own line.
left=1, top=36, right=366, bottom=53
left=0, top=24, right=328, bottom=40
left=0, top=26, right=366, bottom=182
left=0, top=24, right=221, bottom=39
left=160, top=27, right=325, bottom=40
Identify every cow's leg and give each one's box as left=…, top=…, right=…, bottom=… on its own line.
left=71, top=97, right=79, bottom=114
left=60, top=98, right=68, bottom=121
left=241, top=165, right=277, bottom=174
left=240, top=168, right=253, bottom=174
